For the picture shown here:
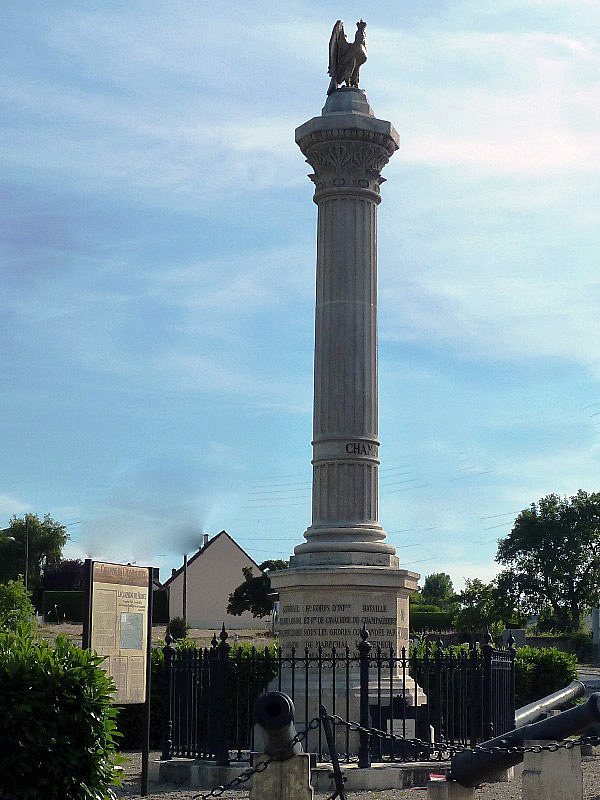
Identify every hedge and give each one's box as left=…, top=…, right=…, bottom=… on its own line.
left=0, top=626, right=122, bottom=800
left=41, top=590, right=84, bottom=623
left=410, top=610, right=454, bottom=631
left=526, top=632, right=593, bottom=663
left=40, top=588, right=169, bottom=625
left=514, top=646, right=578, bottom=708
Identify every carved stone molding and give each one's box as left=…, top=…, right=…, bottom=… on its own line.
left=298, top=127, right=397, bottom=198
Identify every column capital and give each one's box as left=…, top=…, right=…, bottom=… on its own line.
left=296, top=96, right=399, bottom=202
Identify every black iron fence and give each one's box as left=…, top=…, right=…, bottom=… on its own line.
left=160, top=627, right=515, bottom=766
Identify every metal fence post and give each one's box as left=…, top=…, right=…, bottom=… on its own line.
left=468, top=641, right=478, bottom=747
left=481, top=631, right=494, bottom=741
left=507, top=631, right=516, bottom=729
left=161, top=632, right=175, bottom=760
left=358, top=625, right=371, bottom=769
left=213, top=624, right=230, bottom=766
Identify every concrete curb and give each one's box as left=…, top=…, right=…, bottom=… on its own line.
left=149, top=758, right=451, bottom=792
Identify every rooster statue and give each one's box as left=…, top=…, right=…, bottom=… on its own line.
left=327, top=19, right=367, bottom=95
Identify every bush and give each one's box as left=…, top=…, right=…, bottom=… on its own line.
left=0, top=626, right=122, bottom=799
left=0, top=577, right=36, bottom=632
left=514, top=646, right=578, bottom=708
left=168, top=615, right=190, bottom=640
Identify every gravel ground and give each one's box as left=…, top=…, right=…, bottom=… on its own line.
left=115, top=750, right=600, bottom=799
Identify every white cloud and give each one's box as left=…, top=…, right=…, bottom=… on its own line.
left=371, top=28, right=600, bottom=175
left=0, top=495, right=28, bottom=524
left=381, top=274, right=600, bottom=376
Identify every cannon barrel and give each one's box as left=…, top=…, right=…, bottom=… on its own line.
left=253, top=691, right=303, bottom=761
left=514, top=680, right=585, bottom=727
left=450, top=692, right=600, bottom=788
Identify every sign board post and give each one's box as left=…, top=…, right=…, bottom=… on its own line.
left=83, top=560, right=154, bottom=796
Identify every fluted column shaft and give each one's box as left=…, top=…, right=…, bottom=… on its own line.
left=312, top=195, right=379, bottom=526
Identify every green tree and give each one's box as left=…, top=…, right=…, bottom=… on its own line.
left=494, top=569, right=527, bottom=628
left=41, top=558, right=85, bottom=591
left=422, top=572, right=455, bottom=609
left=0, top=577, right=36, bottom=632
left=496, top=491, right=600, bottom=632
left=0, top=514, right=68, bottom=592
left=454, top=578, right=505, bottom=638
left=227, top=560, right=288, bottom=618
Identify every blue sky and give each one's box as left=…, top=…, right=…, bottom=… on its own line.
left=2, top=1, right=600, bottom=591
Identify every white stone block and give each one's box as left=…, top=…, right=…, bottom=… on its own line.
left=427, top=780, right=474, bottom=800
left=521, top=740, right=582, bottom=800
left=250, top=753, right=314, bottom=800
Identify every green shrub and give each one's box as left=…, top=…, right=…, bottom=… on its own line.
left=0, top=626, right=122, bottom=799
left=0, top=577, right=36, bottom=632
left=514, top=646, right=578, bottom=707
left=168, top=615, right=190, bottom=640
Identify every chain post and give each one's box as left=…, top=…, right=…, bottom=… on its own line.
left=212, top=624, right=231, bottom=766
left=161, top=631, right=175, bottom=760
left=358, top=624, right=372, bottom=768
left=320, top=705, right=347, bottom=800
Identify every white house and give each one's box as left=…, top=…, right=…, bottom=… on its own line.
left=163, top=530, right=263, bottom=630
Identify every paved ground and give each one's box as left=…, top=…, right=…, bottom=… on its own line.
left=115, top=750, right=600, bottom=799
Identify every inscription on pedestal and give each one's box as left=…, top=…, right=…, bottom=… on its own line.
left=278, top=595, right=409, bottom=653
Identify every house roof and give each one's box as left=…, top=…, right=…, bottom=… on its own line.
left=162, top=530, right=262, bottom=588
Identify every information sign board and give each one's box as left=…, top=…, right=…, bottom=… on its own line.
left=84, top=561, right=151, bottom=704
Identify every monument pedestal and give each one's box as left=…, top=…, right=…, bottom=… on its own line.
left=270, top=566, right=424, bottom=755
left=271, top=566, right=418, bottom=656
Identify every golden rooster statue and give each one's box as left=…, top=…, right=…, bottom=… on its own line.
left=327, top=19, right=367, bottom=95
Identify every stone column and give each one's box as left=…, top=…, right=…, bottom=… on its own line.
left=293, top=88, right=398, bottom=567
left=270, top=89, right=419, bottom=661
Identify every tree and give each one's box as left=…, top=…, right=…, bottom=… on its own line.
left=227, top=560, right=288, bottom=619
left=494, top=570, right=527, bottom=628
left=41, top=559, right=85, bottom=591
left=422, top=572, right=455, bottom=609
left=0, top=514, right=68, bottom=592
left=454, top=578, right=505, bottom=638
left=0, top=577, right=36, bottom=632
left=496, top=491, right=600, bottom=632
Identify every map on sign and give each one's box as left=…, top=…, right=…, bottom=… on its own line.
left=89, top=561, right=150, bottom=704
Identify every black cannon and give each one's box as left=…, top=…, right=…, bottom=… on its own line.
left=450, top=692, right=600, bottom=788
left=514, top=680, right=585, bottom=727
left=253, top=691, right=303, bottom=761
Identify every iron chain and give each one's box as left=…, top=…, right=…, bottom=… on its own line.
left=190, top=711, right=599, bottom=798
left=326, top=712, right=600, bottom=757
left=191, top=717, right=321, bottom=799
